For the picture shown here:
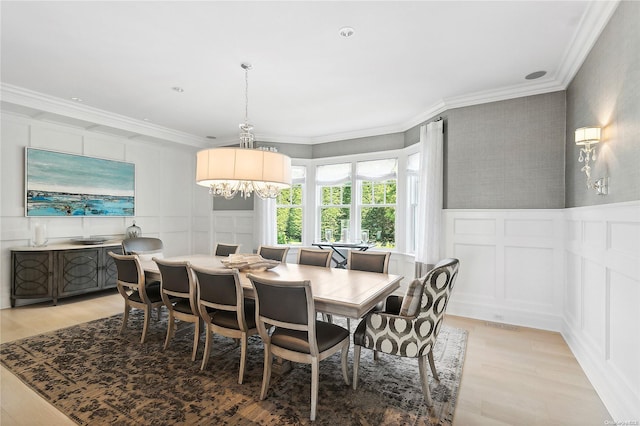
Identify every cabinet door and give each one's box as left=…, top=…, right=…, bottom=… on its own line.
left=57, top=248, right=101, bottom=297
left=12, top=251, right=54, bottom=302
left=101, top=246, right=123, bottom=289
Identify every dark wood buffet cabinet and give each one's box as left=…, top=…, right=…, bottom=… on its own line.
left=11, top=242, right=123, bottom=307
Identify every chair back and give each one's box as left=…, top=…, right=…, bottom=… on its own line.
left=418, top=258, right=459, bottom=339
left=214, top=243, right=240, bottom=257
left=348, top=250, right=390, bottom=273
left=122, top=237, right=163, bottom=256
left=247, top=274, right=316, bottom=351
left=257, top=245, right=290, bottom=263
left=109, top=251, right=146, bottom=300
left=154, top=258, right=197, bottom=310
left=191, top=266, right=242, bottom=313
left=297, top=248, right=332, bottom=268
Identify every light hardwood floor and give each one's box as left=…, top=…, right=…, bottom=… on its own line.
left=1, top=292, right=611, bottom=425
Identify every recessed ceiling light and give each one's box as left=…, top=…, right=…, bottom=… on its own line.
left=339, top=26, right=355, bottom=38
left=206, top=136, right=217, bottom=139
left=172, top=86, right=184, bottom=93
left=70, top=97, right=83, bottom=102
left=525, top=71, right=547, bottom=80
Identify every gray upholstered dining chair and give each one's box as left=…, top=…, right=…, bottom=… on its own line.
left=352, top=258, right=459, bottom=406
left=191, top=265, right=258, bottom=384
left=257, top=245, right=290, bottom=263
left=342, top=250, right=392, bottom=330
left=154, top=258, right=202, bottom=361
left=122, top=237, right=164, bottom=260
left=214, top=243, right=241, bottom=257
left=247, top=273, right=350, bottom=421
left=109, top=252, right=164, bottom=343
left=297, top=248, right=333, bottom=268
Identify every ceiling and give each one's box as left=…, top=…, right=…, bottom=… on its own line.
left=0, top=1, right=618, bottom=148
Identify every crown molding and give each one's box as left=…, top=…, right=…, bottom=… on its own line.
left=556, top=0, right=620, bottom=88
left=1, top=83, right=208, bottom=148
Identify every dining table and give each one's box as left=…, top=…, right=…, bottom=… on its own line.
left=141, top=254, right=402, bottom=320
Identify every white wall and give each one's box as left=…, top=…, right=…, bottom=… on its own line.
left=443, top=203, right=640, bottom=421
left=0, top=112, right=211, bottom=308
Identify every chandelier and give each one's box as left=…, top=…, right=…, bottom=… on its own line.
left=196, top=63, right=291, bottom=199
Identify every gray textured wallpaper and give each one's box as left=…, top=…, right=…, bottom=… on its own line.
left=565, top=1, right=640, bottom=207
left=443, top=92, right=566, bottom=209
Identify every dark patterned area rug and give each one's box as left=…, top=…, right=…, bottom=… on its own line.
left=0, top=311, right=467, bottom=425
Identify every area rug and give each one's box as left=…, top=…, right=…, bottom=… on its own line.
left=0, top=311, right=467, bottom=425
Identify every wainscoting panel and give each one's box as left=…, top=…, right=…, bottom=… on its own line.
left=213, top=211, right=254, bottom=254
left=444, top=210, right=563, bottom=331
left=562, top=201, right=640, bottom=422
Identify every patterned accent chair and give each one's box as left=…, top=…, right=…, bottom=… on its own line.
left=352, top=258, right=459, bottom=406
left=214, top=243, right=240, bottom=257
left=109, top=252, right=164, bottom=343
left=257, top=245, right=290, bottom=263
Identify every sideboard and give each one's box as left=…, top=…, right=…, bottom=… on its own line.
left=10, top=242, right=123, bottom=307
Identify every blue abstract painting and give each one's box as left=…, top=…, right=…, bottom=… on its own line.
left=26, top=148, right=135, bottom=216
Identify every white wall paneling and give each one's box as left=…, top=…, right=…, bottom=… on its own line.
left=0, top=112, right=200, bottom=308
left=562, top=201, right=640, bottom=422
left=444, top=209, right=564, bottom=331
left=212, top=211, right=255, bottom=255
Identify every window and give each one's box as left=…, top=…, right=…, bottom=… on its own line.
left=317, top=163, right=351, bottom=242
left=276, top=166, right=305, bottom=244
left=407, top=153, right=420, bottom=252
left=357, top=159, right=397, bottom=248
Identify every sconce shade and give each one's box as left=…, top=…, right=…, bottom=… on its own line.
left=575, top=127, right=601, bottom=145
left=196, top=147, right=292, bottom=191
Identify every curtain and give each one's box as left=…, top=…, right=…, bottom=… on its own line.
left=316, top=163, right=351, bottom=185
left=356, top=158, right=397, bottom=181
left=254, top=197, right=276, bottom=247
left=415, top=120, right=444, bottom=277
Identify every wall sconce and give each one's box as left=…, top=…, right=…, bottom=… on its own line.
left=575, top=127, right=607, bottom=195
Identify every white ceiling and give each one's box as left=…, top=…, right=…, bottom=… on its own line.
left=0, top=1, right=618, bottom=148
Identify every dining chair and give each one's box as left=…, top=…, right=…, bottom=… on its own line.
left=191, top=265, right=258, bottom=384
left=154, top=258, right=201, bottom=361
left=122, top=237, right=164, bottom=260
left=247, top=273, right=350, bottom=421
left=297, top=248, right=333, bottom=268
left=352, top=258, right=459, bottom=406
left=214, top=243, right=240, bottom=257
left=257, top=245, right=290, bottom=263
left=109, top=252, right=164, bottom=343
left=343, top=250, right=391, bottom=330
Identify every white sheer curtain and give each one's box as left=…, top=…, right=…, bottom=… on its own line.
left=415, top=119, right=444, bottom=277
left=254, top=197, right=276, bottom=247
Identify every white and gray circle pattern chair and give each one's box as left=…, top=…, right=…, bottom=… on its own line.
left=352, top=257, right=459, bottom=406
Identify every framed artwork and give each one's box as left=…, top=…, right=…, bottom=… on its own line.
left=25, top=148, right=135, bottom=216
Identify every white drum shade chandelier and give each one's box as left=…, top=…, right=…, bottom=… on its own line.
left=196, top=63, right=291, bottom=199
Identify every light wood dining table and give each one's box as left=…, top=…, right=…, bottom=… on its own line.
left=141, top=254, right=402, bottom=320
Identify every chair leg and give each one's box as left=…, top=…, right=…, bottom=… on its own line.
left=260, top=345, right=273, bottom=400
left=346, top=317, right=350, bottom=330
left=141, top=306, right=151, bottom=344
left=163, top=312, right=174, bottom=351
left=418, top=355, right=433, bottom=406
left=341, top=340, right=350, bottom=385
left=238, top=334, right=248, bottom=384
left=310, top=359, right=319, bottom=421
left=373, top=350, right=379, bottom=361
left=200, top=325, right=212, bottom=371
left=353, top=345, right=361, bottom=390
left=191, top=318, right=201, bottom=361
left=428, top=350, right=440, bottom=382
left=157, top=305, right=162, bottom=320
left=121, top=304, right=130, bottom=334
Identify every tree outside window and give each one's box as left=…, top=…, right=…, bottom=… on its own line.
left=276, top=166, right=305, bottom=244
left=317, top=163, right=351, bottom=241
left=357, top=159, right=397, bottom=248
